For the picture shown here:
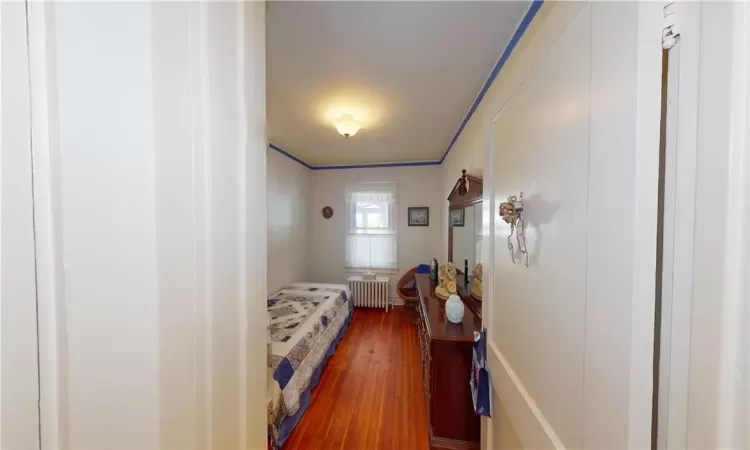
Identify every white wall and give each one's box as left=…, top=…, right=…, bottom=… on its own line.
left=492, top=402, right=523, bottom=450
left=25, top=3, right=267, bottom=448
left=444, top=2, right=661, bottom=448
left=309, top=165, right=443, bottom=300
left=0, top=3, right=42, bottom=448
left=267, top=150, right=310, bottom=294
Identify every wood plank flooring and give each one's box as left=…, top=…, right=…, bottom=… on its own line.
left=283, top=308, right=430, bottom=450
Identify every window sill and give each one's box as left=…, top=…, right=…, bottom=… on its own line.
left=345, top=267, right=400, bottom=275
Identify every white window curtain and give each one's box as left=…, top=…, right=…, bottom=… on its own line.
left=345, top=182, right=398, bottom=270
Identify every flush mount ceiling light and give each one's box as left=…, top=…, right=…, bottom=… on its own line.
left=335, top=114, right=361, bottom=139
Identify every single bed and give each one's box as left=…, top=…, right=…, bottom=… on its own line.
left=267, top=282, right=353, bottom=448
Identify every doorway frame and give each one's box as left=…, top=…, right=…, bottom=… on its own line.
left=657, top=2, right=750, bottom=448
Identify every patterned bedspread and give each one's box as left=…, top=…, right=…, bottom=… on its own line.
left=267, top=283, right=351, bottom=445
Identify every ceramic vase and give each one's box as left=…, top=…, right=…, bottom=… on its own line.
left=445, top=294, right=464, bottom=324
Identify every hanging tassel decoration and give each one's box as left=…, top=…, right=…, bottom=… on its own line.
left=498, top=193, right=528, bottom=267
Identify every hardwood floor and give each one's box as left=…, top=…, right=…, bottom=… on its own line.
left=283, top=308, right=430, bottom=450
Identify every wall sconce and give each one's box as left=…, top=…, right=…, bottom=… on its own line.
left=499, top=194, right=528, bottom=267
left=335, top=114, right=361, bottom=139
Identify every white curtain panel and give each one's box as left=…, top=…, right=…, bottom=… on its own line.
left=345, top=182, right=398, bottom=270
left=345, top=233, right=397, bottom=269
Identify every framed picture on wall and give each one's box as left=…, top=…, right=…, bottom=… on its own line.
left=408, top=207, right=430, bottom=226
left=450, top=209, right=465, bottom=227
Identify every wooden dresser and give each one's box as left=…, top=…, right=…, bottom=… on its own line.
left=415, top=273, right=481, bottom=449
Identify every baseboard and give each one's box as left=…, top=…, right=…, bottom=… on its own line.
left=487, top=341, right=565, bottom=449
left=390, top=296, right=404, bottom=306
left=429, top=431, right=479, bottom=450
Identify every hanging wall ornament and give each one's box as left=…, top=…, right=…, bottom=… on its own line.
left=499, top=194, right=528, bottom=267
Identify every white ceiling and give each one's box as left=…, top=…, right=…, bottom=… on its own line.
left=267, top=1, right=531, bottom=166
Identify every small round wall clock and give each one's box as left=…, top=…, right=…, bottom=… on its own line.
left=321, top=206, right=334, bottom=219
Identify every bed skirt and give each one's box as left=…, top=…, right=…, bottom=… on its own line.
left=270, top=312, right=353, bottom=448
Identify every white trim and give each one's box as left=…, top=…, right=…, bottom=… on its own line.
left=0, top=6, right=3, bottom=442
left=235, top=1, right=248, bottom=446
left=658, top=3, right=700, bottom=448
left=26, top=2, right=68, bottom=447
left=243, top=4, right=268, bottom=446
left=718, top=3, right=750, bottom=447
left=481, top=84, right=496, bottom=450
left=487, top=342, right=564, bottom=450
left=0, top=4, right=5, bottom=445
left=188, top=3, right=204, bottom=445
left=197, top=3, right=214, bottom=445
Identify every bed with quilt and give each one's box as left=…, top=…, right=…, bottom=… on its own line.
left=267, top=282, right=353, bottom=448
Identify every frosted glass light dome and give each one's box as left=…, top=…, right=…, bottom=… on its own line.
left=335, top=114, right=361, bottom=139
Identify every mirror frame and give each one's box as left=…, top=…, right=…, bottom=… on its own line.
left=447, top=170, right=483, bottom=264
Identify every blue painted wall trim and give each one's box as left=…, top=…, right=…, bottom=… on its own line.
left=268, top=142, right=440, bottom=170
left=439, top=0, right=543, bottom=163
left=311, top=160, right=441, bottom=170
left=269, top=0, right=543, bottom=170
left=268, top=143, right=314, bottom=169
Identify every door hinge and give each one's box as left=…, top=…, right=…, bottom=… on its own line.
left=662, top=2, right=680, bottom=49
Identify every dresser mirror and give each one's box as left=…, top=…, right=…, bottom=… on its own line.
left=451, top=204, right=481, bottom=276
left=447, top=170, right=483, bottom=318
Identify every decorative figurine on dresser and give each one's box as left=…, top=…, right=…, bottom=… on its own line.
left=435, top=262, right=457, bottom=300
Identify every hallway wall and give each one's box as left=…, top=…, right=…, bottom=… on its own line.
left=444, top=2, right=662, bottom=448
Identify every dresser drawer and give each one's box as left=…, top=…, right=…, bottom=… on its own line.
left=414, top=273, right=479, bottom=448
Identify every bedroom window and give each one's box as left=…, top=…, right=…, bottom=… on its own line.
left=345, top=182, right=398, bottom=270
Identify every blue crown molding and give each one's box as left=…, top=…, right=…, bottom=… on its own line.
left=311, top=160, right=441, bottom=170
left=439, top=0, right=543, bottom=163
left=269, top=0, right=543, bottom=171
left=268, top=143, right=313, bottom=169
left=268, top=143, right=441, bottom=170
